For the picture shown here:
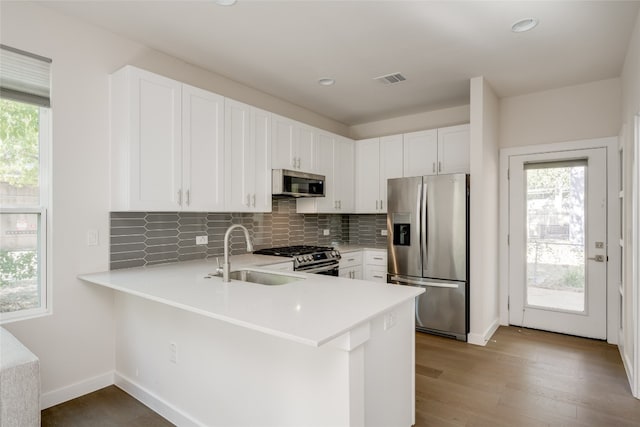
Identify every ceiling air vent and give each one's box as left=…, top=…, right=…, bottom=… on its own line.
left=373, top=72, right=407, bottom=85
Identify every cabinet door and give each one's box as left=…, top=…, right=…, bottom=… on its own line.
left=355, top=138, right=381, bottom=213
left=296, top=131, right=333, bottom=213
left=403, top=129, right=438, bottom=177
left=437, top=124, right=470, bottom=174
left=224, top=99, right=253, bottom=211
left=334, top=137, right=355, bottom=212
left=128, top=67, right=182, bottom=210
left=182, top=84, right=224, bottom=211
left=379, top=134, right=404, bottom=212
left=226, top=100, right=272, bottom=212
left=252, top=107, right=272, bottom=212
left=297, top=125, right=317, bottom=172
left=272, top=114, right=297, bottom=170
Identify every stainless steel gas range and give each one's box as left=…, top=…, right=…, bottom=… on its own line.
left=253, top=245, right=341, bottom=276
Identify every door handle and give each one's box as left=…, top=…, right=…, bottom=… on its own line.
left=588, top=255, right=605, bottom=262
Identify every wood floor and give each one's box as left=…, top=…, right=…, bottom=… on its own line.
left=42, top=326, right=639, bottom=426
left=415, top=326, right=640, bottom=427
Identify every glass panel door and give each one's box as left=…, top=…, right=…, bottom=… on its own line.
left=525, top=161, right=586, bottom=312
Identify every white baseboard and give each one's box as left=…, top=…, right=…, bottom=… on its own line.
left=114, top=372, right=203, bottom=426
left=40, top=371, right=114, bottom=409
left=467, top=318, right=500, bottom=346
left=620, top=347, right=636, bottom=398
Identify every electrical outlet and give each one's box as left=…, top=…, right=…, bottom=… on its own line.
left=196, top=235, right=208, bottom=245
left=87, top=229, right=99, bottom=246
left=381, top=229, right=388, bottom=236
left=323, top=229, right=330, bottom=236
left=170, top=342, right=177, bottom=363
left=383, top=312, right=396, bottom=331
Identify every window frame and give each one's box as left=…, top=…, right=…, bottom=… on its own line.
left=0, top=106, right=51, bottom=323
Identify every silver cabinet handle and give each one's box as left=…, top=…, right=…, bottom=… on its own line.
left=252, top=194, right=256, bottom=207
left=338, top=200, right=342, bottom=209
left=432, top=162, right=436, bottom=173
left=178, top=189, right=182, bottom=206
left=379, top=200, right=383, bottom=211
left=246, top=194, right=251, bottom=207
left=373, top=275, right=383, bottom=279
left=375, top=200, right=379, bottom=210
left=298, top=157, right=302, bottom=169
left=373, top=256, right=384, bottom=260
left=438, top=161, right=442, bottom=173
left=186, top=190, right=190, bottom=206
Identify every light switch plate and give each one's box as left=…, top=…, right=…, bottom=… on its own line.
left=381, top=230, right=388, bottom=236
left=196, top=236, right=208, bottom=245
left=323, top=229, right=330, bottom=236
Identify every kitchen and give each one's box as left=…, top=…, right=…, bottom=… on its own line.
left=1, top=1, right=640, bottom=426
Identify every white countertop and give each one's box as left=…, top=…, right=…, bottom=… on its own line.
left=335, top=245, right=387, bottom=253
left=79, top=254, right=422, bottom=347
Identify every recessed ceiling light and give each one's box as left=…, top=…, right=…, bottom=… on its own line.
left=511, top=18, right=539, bottom=33
left=318, top=78, right=335, bottom=87
left=216, top=0, right=237, bottom=6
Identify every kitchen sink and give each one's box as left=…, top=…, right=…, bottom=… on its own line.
left=213, top=269, right=305, bottom=286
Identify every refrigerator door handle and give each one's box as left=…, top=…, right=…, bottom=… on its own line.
left=421, top=182, right=428, bottom=270
left=389, top=276, right=460, bottom=288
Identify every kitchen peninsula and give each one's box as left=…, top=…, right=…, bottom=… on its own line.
left=79, top=255, right=423, bottom=427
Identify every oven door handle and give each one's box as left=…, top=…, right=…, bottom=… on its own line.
left=300, top=264, right=339, bottom=274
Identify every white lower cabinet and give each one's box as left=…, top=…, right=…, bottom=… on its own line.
left=224, top=99, right=272, bottom=212
left=339, top=251, right=363, bottom=280
left=364, top=251, right=387, bottom=283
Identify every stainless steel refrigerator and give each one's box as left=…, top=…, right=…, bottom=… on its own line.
left=387, top=173, right=469, bottom=341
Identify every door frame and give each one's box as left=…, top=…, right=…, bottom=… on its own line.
left=499, top=136, right=619, bottom=344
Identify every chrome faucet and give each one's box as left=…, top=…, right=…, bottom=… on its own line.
left=219, top=224, right=253, bottom=282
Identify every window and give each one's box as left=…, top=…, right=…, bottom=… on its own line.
left=0, top=45, right=51, bottom=322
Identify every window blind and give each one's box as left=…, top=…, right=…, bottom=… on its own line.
left=0, top=44, right=51, bottom=107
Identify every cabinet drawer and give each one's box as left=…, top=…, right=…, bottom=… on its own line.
left=339, top=252, right=363, bottom=268
left=364, top=267, right=387, bottom=283
left=365, top=251, right=387, bottom=266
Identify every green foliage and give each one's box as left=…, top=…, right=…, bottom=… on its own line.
left=0, top=249, right=37, bottom=287
left=0, top=98, right=40, bottom=187
left=561, top=266, right=584, bottom=289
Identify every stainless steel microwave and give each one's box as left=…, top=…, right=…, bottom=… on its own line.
left=272, top=169, right=325, bottom=198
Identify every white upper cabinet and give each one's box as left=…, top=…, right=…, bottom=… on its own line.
left=224, top=99, right=272, bottom=212
left=379, top=135, right=404, bottom=211
left=182, top=84, right=225, bottom=211
left=403, top=129, right=438, bottom=177
left=297, top=133, right=355, bottom=214
left=355, top=135, right=403, bottom=213
left=272, top=114, right=317, bottom=172
left=437, top=124, right=470, bottom=174
left=402, top=124, right=469, bottom=177
left=110, top=66, right=224, bottom=211
left=334, top=137, right=355, bottom=212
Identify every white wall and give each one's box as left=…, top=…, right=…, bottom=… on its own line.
left=468, top=77, right=500, bottom=345
left=499, top=78, right=621, bottom=149
left=349, top=104, right=469, bottom=140
left=620, top=7, right=640, bottom=398
left=0, top=1, right=347, bottom=406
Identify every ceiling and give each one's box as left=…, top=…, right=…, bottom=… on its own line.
left=39, top=0, right=640, bottom=126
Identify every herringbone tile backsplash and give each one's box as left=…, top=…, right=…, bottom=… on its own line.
left=110, top=198, right=386, bottom=270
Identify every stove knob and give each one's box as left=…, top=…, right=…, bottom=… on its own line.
left=297, top=256, right=304, bottom=263
left=305, top=255, right=312, bottom=261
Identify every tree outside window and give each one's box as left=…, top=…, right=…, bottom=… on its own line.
left=0, top=98, right=42, bottom=314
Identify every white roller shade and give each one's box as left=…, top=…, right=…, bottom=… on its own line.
left=0, top=44, right=51, bottom=107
